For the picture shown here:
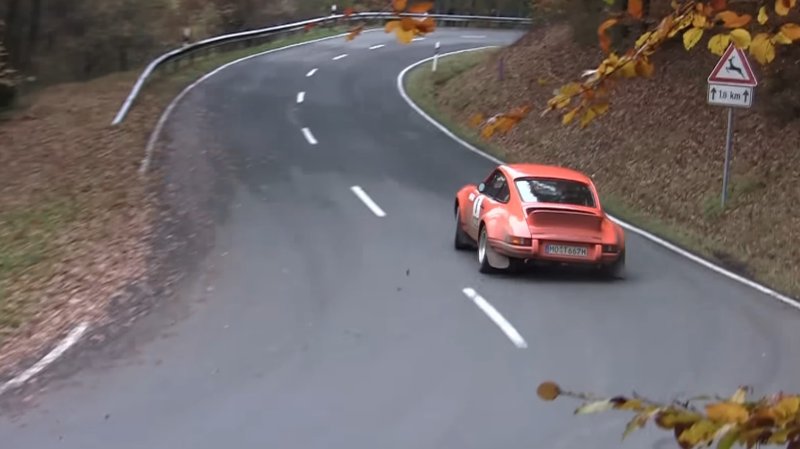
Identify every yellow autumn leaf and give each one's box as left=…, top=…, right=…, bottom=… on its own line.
left=706, top=402, right=750, bottom=423
left=580, top=107, right=597, bottom=128
left=385, top=20, right=400, bottom=33
left=468, top=113, right=484, bottom=128
left=729, top=387, right=748, bottom=404
left=669, top=14, right=693, bottom=37
left=635, top=31, right=652, bottom=49
left=772, top=396, right=800, bottom=422
left=775, top=0, right=795, bottom=16
left=392, top=0, right=408, bottom=12
left=708, top=33, right=731, bottom=54
left=395, top=27, right=415, bottom=43
left=693, top=12, right=708, bottom=28
left=562, top=108, right=579, bottom=125
left=772, top=31, right=793, bottom=44
left=758, top=6, right=769, bottom=24
left=618, top=59, right=638, bottom=78
left=750, top=32, right=776, bottom=63
left=729, top=28, right=752, bottom=48
left=678, top=420, right=721, bottom=447
left=780, top=23, right=800, bottom=40
left=559, top=82, right=583, bottom=97
left=683, top=27, right=704, bottom=50
left=635, top=58, right=655, bottom=77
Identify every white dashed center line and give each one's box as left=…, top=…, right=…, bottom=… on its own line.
left=301, top=127, right=318, bottom=145
left=350, top=186, right=386, bottom=217
left=296, top=91, right=305, bottom=103
left=412, top=37, right=426, bottom=41
left=462, top=287, right=527, bottom=349
left=306, top=68, right=318, bottom=77
left=332, top=53, right=348, bottom=60
left=369, top=44, right=385, bottom=50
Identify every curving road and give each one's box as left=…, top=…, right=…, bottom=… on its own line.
left=3, top=27, right=800, bottom=449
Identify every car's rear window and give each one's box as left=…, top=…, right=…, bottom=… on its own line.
left=515, top=178, right=596, bottom=207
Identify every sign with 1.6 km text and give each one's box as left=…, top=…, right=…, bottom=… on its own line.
left=707, top=43, right=758, bottom=109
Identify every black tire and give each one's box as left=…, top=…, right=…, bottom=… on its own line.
left=601, top=250, right=626, bottom=279
left=454, top=207, right=472, bottom=250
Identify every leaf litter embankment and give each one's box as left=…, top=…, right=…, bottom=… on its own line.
left=430, top=24, right=800, bottom=297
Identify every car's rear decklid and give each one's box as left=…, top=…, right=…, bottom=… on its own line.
left=525, top=204, right=603, bottom=237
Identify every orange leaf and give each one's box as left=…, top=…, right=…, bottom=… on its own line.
left=780, top=23, right=800, bottom=40
left=506, top=105, right=532, bottom=120
left=343, top=6, right=354, bottom=16
left=469, top=113, right=485, bottom=128
left=775, top=0, right=796, bottom=16
left=407, top=1, right=434, bottom=13
left=395, top=27, right=415, bottom=43
left=715, top=11, right=752, bottom=28
left=710, top=0, right=727, bottom=11
left=393, top=0, right=408, bottom=12
left=400, top=17, right=417, bottom=31
left=496, top=117, right=516, bottom=133
left=346, top=23, right=365, bottom=41
left=598, top=18, right=619, bottom=54
left=385, top=20, right=401, bottom=33
left=628, top=0, right=643, bottom=19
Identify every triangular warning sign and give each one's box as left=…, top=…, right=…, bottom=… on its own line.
left=708, top=43, right=758, bottom=86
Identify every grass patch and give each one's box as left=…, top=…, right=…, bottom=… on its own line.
left=0, top=199, right=78, bottom=336
left=403, top=50, right=785, bottom=287
left=403, top=49, right=510, bottom=160
left=0, top=26, right=356, bottom=350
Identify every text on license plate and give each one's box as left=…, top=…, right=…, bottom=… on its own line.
left=545, top=244, right=588, bottom=257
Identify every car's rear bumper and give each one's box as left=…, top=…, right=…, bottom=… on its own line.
left=488, top=238, right=622, bottom=265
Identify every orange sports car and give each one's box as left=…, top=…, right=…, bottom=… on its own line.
left=454, top=163, right=625, bottom=277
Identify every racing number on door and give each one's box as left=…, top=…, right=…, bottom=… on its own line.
left=472, top=195, right=485, bottom=220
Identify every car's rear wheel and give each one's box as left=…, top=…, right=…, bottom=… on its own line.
left=601, top=250, right=626, bottom=279
left=454, top=207, right=472, bottom=250
left=477, top=226, right=498, bottom=273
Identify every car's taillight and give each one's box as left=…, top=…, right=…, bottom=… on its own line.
left=506, top=236, right=532, bottom=246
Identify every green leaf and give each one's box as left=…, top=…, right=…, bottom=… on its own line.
left=717, top=429, right=739, bottom=449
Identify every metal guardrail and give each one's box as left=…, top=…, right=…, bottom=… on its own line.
left=111, top=11, right=532, bottom=125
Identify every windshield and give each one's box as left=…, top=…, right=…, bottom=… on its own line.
left=514, top=177, right=596, bottom=207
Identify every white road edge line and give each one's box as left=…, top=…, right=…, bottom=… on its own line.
left=297, top=91, right=305, bottom=104
left=350, top=186, right=387, bottom=217
left=396, top=46, right=800, bottom=310
left=462, top=288, right=527, bottom=349
left=306, top=67, right=318, bottom=77
left=369, top=44, right=385, bottom=50
left=301, top=127, right=318, bottom=145
left=0, top=322, right=90, bottom=396
left=139, top=28, right=382, bottom=174
left=332, top=53, right=348, bottom=60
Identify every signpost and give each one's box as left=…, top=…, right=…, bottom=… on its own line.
left=707, top=43, right=758, bottom=208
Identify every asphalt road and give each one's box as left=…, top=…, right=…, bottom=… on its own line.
left=3, top=27, right=800, bottom=449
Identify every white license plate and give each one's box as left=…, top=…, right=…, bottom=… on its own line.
left=545, top=244, right=588, bottom=257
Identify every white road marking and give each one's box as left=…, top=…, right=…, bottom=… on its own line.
left=462, top=288, right=527, bottom=349
left=306, top=68, right=318, bottom=77
left=413, top=37, right=426, bottom=41
left=301, top=127, right=318, bottom=145
left=0, top=322, right=90, bottom=395
left=332, top=53, right=348, bottom=60
left=139, top=29, right=382, bottom=174
left=397, top=48, right=800, bottom=310
left=350, top=186, right=386, bottom=217
left=296, top=91, right=305, bottom=103
left=369, top=44, right=385, bottom=50
left=461, top=34, right=486, bottom=38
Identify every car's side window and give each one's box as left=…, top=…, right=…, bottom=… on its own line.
left=482, top=170, right=502, bottom=197
left=485, top=171, right=508, bottom=202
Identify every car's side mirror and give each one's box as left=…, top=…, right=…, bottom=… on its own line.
left=477, top=182, right=485, bottom=193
